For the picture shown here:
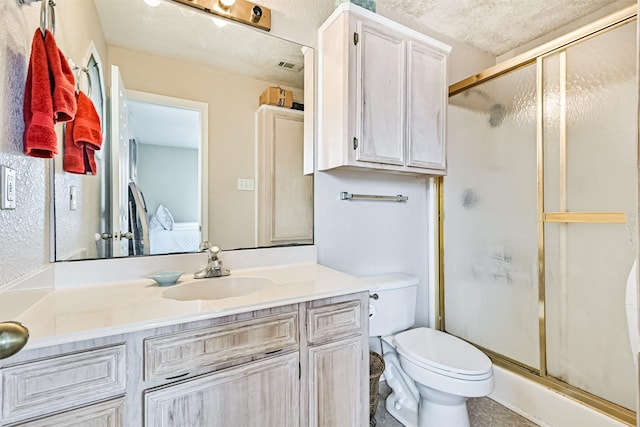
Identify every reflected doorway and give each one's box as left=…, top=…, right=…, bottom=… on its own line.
left=126, top=91, right=208, bottom=256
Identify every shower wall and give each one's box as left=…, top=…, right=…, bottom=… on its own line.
left=445, top=19, right=637, bottom=414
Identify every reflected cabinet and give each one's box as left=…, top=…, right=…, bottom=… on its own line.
left=317, top=3, right=451, bottom=175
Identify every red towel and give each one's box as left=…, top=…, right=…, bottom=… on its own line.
left=43, top=29, right=76, bottom=123
left=23, top=29, right=57, bottom=158
left=63, top=92, right=103, bottom=175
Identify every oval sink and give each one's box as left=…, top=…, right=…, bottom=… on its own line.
left=162, top=277, right=273, bottom=301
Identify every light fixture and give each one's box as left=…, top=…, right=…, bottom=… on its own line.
left=144, top=0, right=162, bottom=7
left=171, top=0, right=271, bottom=31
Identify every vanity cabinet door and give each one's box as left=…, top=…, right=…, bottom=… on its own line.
left=144, top=352, right=299, bottom=427
left=308, top=336, right=365, bottom=427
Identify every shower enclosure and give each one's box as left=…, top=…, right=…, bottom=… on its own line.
left=442, top=7, right=637, bottom=424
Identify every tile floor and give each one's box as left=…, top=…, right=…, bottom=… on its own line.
left=373, top=382, right=539, bottom=427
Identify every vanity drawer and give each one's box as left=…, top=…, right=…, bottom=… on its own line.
left=144, top=312, right=298, bottom=381
left=307, top=300, right=362, bottom=344
left=14, top=398, right=124, bottom=427
left=1, top=345, right=126, bottom=424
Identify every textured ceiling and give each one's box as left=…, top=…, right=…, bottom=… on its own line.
left=257, top=0, right=634, bottom=56
left=374, top=0, right=632, bottom=56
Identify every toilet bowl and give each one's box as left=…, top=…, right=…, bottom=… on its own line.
left=365, top=274, right=494, bottom=427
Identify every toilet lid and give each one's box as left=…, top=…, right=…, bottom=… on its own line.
left=394, top=328, right=492, bottom=378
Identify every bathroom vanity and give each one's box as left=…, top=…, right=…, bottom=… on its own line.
left=0, top=264, right=370, bottom=426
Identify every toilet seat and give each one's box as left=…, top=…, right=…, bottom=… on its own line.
left=394, top=327, right=493, bottom=381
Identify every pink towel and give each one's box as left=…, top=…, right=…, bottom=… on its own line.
left=23, top=29, right=57, bottom=158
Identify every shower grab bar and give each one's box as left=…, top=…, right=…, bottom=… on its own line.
left=340, top=192, right=408, bottom=202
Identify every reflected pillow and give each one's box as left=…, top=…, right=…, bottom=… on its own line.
left=150, top=204, right=174, bottom=231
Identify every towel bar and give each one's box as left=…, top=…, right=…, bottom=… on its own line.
left=340, top=192, right=408, bottom=202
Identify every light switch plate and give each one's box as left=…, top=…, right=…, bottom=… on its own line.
left=237, top=178, right=255, bottom=191
left=70, top=186, right=77, bottom=210
left=1, top=165, right=16, bottom=210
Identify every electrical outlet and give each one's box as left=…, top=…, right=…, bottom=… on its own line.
left=1, top=165, right=16, bottom=210
left=237, top=178, right=255, bottom=191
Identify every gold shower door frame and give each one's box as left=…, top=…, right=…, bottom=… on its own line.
left=439, top=5, right=637, bottom=425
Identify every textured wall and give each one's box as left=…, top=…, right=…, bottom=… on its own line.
left=0, top=0, right=108, bottom=281
left=0, top=1, right=49, bottom=287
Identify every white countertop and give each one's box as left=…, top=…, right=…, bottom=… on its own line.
left=9, top=263, right=369, bottom=350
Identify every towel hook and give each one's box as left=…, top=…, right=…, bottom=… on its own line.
left=68, top=57, right=93, bottom=95
left=16, top=0, right=56, bottom=36
left=77, top=67, right=93, bottom=95
left=40, top=0, right=55, bottom=37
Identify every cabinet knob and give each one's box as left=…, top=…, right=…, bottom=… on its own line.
left=0, top=321, right=29, bottom=360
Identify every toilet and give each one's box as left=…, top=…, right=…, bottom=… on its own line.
left=365, top=273, right=494, bottom=427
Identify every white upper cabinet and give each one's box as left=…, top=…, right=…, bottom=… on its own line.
left=318, top=3, right=451, bottom=175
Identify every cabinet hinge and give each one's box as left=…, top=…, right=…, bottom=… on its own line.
left=353, top=32, right=359, bottom=45
left=353, top=137, right=358, bottom=150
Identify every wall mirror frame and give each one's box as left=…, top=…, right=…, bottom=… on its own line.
left=52, top=0, right=314, bottom=262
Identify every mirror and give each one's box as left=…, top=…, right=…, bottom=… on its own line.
left=53, top=0, right=313, bottom=261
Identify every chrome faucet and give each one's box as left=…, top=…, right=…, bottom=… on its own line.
left=194, top=241, right=230, bottom=278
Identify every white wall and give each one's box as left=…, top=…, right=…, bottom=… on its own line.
left=137, top=144, right=198, bottom=223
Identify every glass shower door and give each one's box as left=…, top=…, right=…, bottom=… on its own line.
left=542, top=21, right=637, bottom=411
left=446, top=64, right=540, bottom=370
left=444, top=13, right=637, bottom=420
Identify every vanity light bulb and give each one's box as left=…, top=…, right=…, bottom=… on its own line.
left=144, top=0, right=162, bottom=7
left=219, top=0, right=237, bottom=7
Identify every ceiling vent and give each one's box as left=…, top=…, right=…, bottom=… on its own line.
left=276, top=60, right=304, bottom=72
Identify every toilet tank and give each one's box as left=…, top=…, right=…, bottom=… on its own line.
left=362, top=273, right=419, bottom=337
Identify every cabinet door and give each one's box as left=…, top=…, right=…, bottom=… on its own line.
left=308, top=336, right=365, bottom=427
left=406, top=40, right=447, bottom=171
left=257, top=107, right=313, bottom=247
left=355, top=20, right=406, bottom=166
left=145, top=353, right=299, bottom=427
